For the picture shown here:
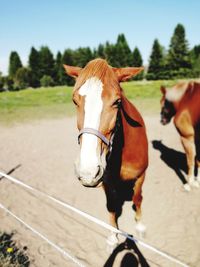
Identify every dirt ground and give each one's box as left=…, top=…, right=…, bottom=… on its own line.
left=0, top=115, right=199, bottom=267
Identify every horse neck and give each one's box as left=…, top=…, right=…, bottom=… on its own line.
left=172, top=86, right=193, bottom=111
left=103, top=111, right=123, bottom=183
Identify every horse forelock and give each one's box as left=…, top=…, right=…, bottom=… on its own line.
left=165, top=82, right=190, bottom=103
left=74, top=58, right=119, bottom=92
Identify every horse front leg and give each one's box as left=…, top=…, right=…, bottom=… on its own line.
left=103, top=184, right=119, bottom=251
left=108, top=211, right=118, bottom=229
left=181, top=135, right=199, bottom=190
left=106, top=211, right=119, bottom=252
left=133, top=172, right=146, bottom=236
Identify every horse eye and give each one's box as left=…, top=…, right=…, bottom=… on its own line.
left=112, top=99, right=121, bottom=107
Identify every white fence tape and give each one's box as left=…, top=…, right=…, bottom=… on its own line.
left=0, top=203, right=85, bottom=267
left=0, top=171, right=189, bottom=267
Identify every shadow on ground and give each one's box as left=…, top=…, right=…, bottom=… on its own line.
left=104, top=237, right=150, bottom=267
left=152, top=140, right=188, bottom=185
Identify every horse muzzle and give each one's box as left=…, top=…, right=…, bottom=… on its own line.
left=75, top=163, right=104, bottom=187
left=160, top=116, right=170, bottom=125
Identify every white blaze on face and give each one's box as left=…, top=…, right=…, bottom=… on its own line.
left=79, top=77, right=103, bottom=174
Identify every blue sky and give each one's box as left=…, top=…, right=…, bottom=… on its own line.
left=0, top=0, right=200, bottom=74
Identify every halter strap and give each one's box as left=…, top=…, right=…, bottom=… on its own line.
left=78, top=128, right=111, bottom=147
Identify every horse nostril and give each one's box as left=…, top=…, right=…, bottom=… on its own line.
left=95, top=165, right=104, bottom=179
left=95, top=166, right=101, bottom=178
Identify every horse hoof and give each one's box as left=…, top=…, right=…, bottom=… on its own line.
left=189, top=179, right=199, bottom=188
left=135, top=222, right=146, bottom=238
left=183, top=183, right=191, bottom=191
left=192, top=181, right=199, bottom=188
left=106, top=233, right=119, bottom=253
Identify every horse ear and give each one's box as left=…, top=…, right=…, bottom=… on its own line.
left=187, top=81, right=194, bottom=90
left=113, top=67, right=144, bottom=82
left=63, top=64, right=82, bottom=79
left=160, top=86, right=166, bottom=95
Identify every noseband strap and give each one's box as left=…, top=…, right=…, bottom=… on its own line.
left=78, top=128, right=111, bottom=147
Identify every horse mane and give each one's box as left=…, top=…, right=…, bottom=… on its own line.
left=74, top=58, right=119, bottom=91
left=165, top=81, right=192, bottom=102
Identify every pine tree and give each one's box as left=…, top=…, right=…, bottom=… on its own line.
left=167, top=24, right=191, bottom=74
left=146, top=39, right=165, bottom=80
left=14, top=67, right=30, bottom=89
left=95, top=44, right=106, bottom=59
left=132, top=47, right=143, bottom=80
left=115, top=34, right=132, bottom=67
left=28, top=47, right=40, bottom=87
left=61, top=49, right=75, bottom=85
left=54, top=51, right=63, bottom=85
left=194, top=55, right=200, bottom=73
left=190, top=45, right=200, bottom=76
left=0, top=72, right=4, bottom=90
left=8, top=51, right=22, bottom=79
left=191, top=45, right=200, bottom=59
left=132, top=47, right=143, bottom=66
left=39, top=46, right=55, bottom=81
left=104, top=41, right=118, bottom=67
left=73, top=47, right=94, bottom=67
left=4, top=76, right=14, bottom=91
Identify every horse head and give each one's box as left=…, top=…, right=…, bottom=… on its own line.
left=160, top=86, right=176, bottom=125
left=64, top=58, right=143, bottom=187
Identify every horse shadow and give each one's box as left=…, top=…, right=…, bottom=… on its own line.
left=104, top=237, right=150, bottom=267
left=152, top=140, right=188, bottom=184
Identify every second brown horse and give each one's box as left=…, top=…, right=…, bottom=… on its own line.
left=160, top=81, right=200, bottom=191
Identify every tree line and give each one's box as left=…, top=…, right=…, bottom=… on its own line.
left=0, top=23, right=200, bottom=91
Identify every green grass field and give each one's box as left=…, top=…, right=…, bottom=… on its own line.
left=0, top=80, right=178, bottom=125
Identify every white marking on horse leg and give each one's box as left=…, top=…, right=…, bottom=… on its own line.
left=106, top=212, right=119, bottom=253
left=106, top=232, right=119, bottom=253
left=183, top=183, right=191, bottom=192
left=135, top=222, right=146, bottom=238
left=188, top=175, right=199, bottom=188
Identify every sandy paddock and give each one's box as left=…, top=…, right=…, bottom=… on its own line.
left=0, top=115, right=199, bottom=267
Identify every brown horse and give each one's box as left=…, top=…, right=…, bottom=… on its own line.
left=64, top=59, right=148, bottom=244
left=160, top=81, right=200, bottom=191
